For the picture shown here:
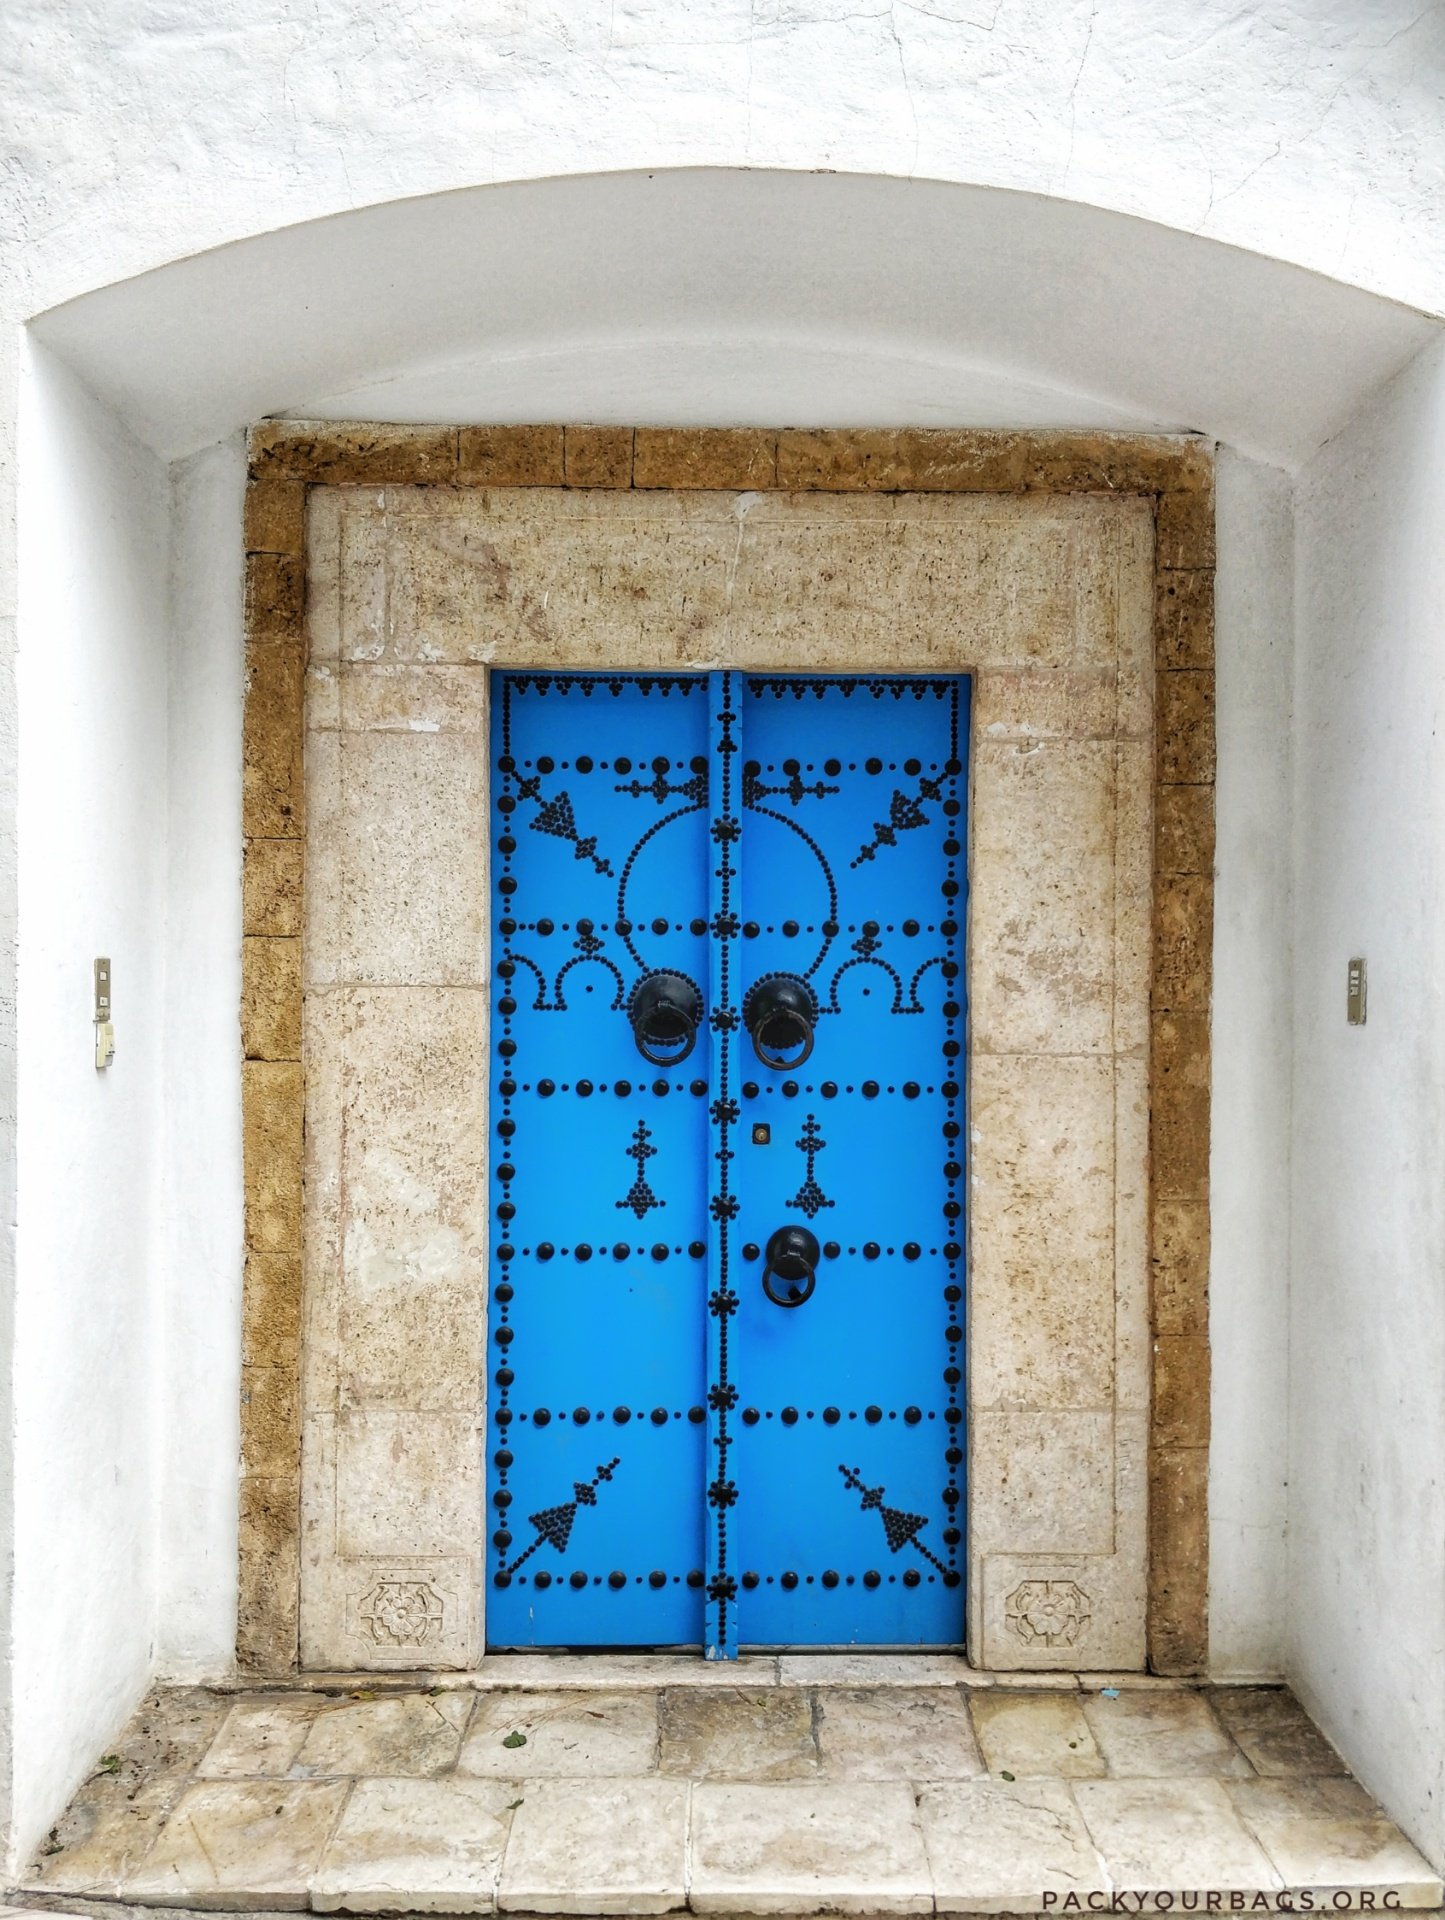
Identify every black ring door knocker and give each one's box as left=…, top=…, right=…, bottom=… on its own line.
left=744, top=973, right=818, bottom=1070
left=761, top=1225, right=820, bottom=1308
left=628, top=970, right=703, bottom=1067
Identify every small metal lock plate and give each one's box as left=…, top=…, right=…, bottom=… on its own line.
left=752, top=1123, right=771, bottom=1146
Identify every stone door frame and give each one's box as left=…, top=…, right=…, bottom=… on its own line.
left=240, top=425, right=1215, bottom=1677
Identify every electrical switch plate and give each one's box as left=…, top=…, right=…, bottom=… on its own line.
left=94, top=957, right=115, bottom=1068
left=1347, top=956, right=1367, bottom=1026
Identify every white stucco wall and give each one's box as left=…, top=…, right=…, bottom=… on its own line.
left=3, top=1, right=1443, bottom=323
left=1209, top=449, right=1295, bottom=1681
left=1289, top=332, right=1445, bottom=1871
left=11, top=342, right=171, bottom=1863
left=156, top=438, right=246, bottom=1679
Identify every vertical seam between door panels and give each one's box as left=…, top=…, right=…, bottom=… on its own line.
left=705, top=668, right=741, bottom=1657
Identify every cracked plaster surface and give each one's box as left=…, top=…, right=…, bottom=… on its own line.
left=0, top=1, right=1443, bottom=324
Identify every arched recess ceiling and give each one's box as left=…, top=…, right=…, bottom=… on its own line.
left=30, top=169, right=1439, bottom=470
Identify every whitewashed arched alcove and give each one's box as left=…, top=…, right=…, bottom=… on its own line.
left=10, top=166, right=1443, bottom=1872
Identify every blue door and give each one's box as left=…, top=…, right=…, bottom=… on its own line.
left=488, top=671, right=969, bottom=1654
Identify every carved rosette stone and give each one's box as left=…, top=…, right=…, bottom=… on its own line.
left=358, top=1579, right=447, bottom=1648
left=1005, top=1578, right=1092, bottom=1649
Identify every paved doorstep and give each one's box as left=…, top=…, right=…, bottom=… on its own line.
left=14, top=1678, right=1443, bottom=1915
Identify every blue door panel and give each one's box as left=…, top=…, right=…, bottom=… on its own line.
left=487, top=670, right=968, bottom=1652
left=731, top=677, right=967, bottom=1646
left=488, top=675, right=711, bottom=1647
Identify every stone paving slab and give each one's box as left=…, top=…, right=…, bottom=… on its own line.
left=13, top=1678, right=1443, bottom=1915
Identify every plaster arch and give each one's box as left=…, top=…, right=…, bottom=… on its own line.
left=29, top=167, right=1439, bottom=469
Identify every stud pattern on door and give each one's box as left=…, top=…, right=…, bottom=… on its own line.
left=488, top=670, right=969, bottom=1654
